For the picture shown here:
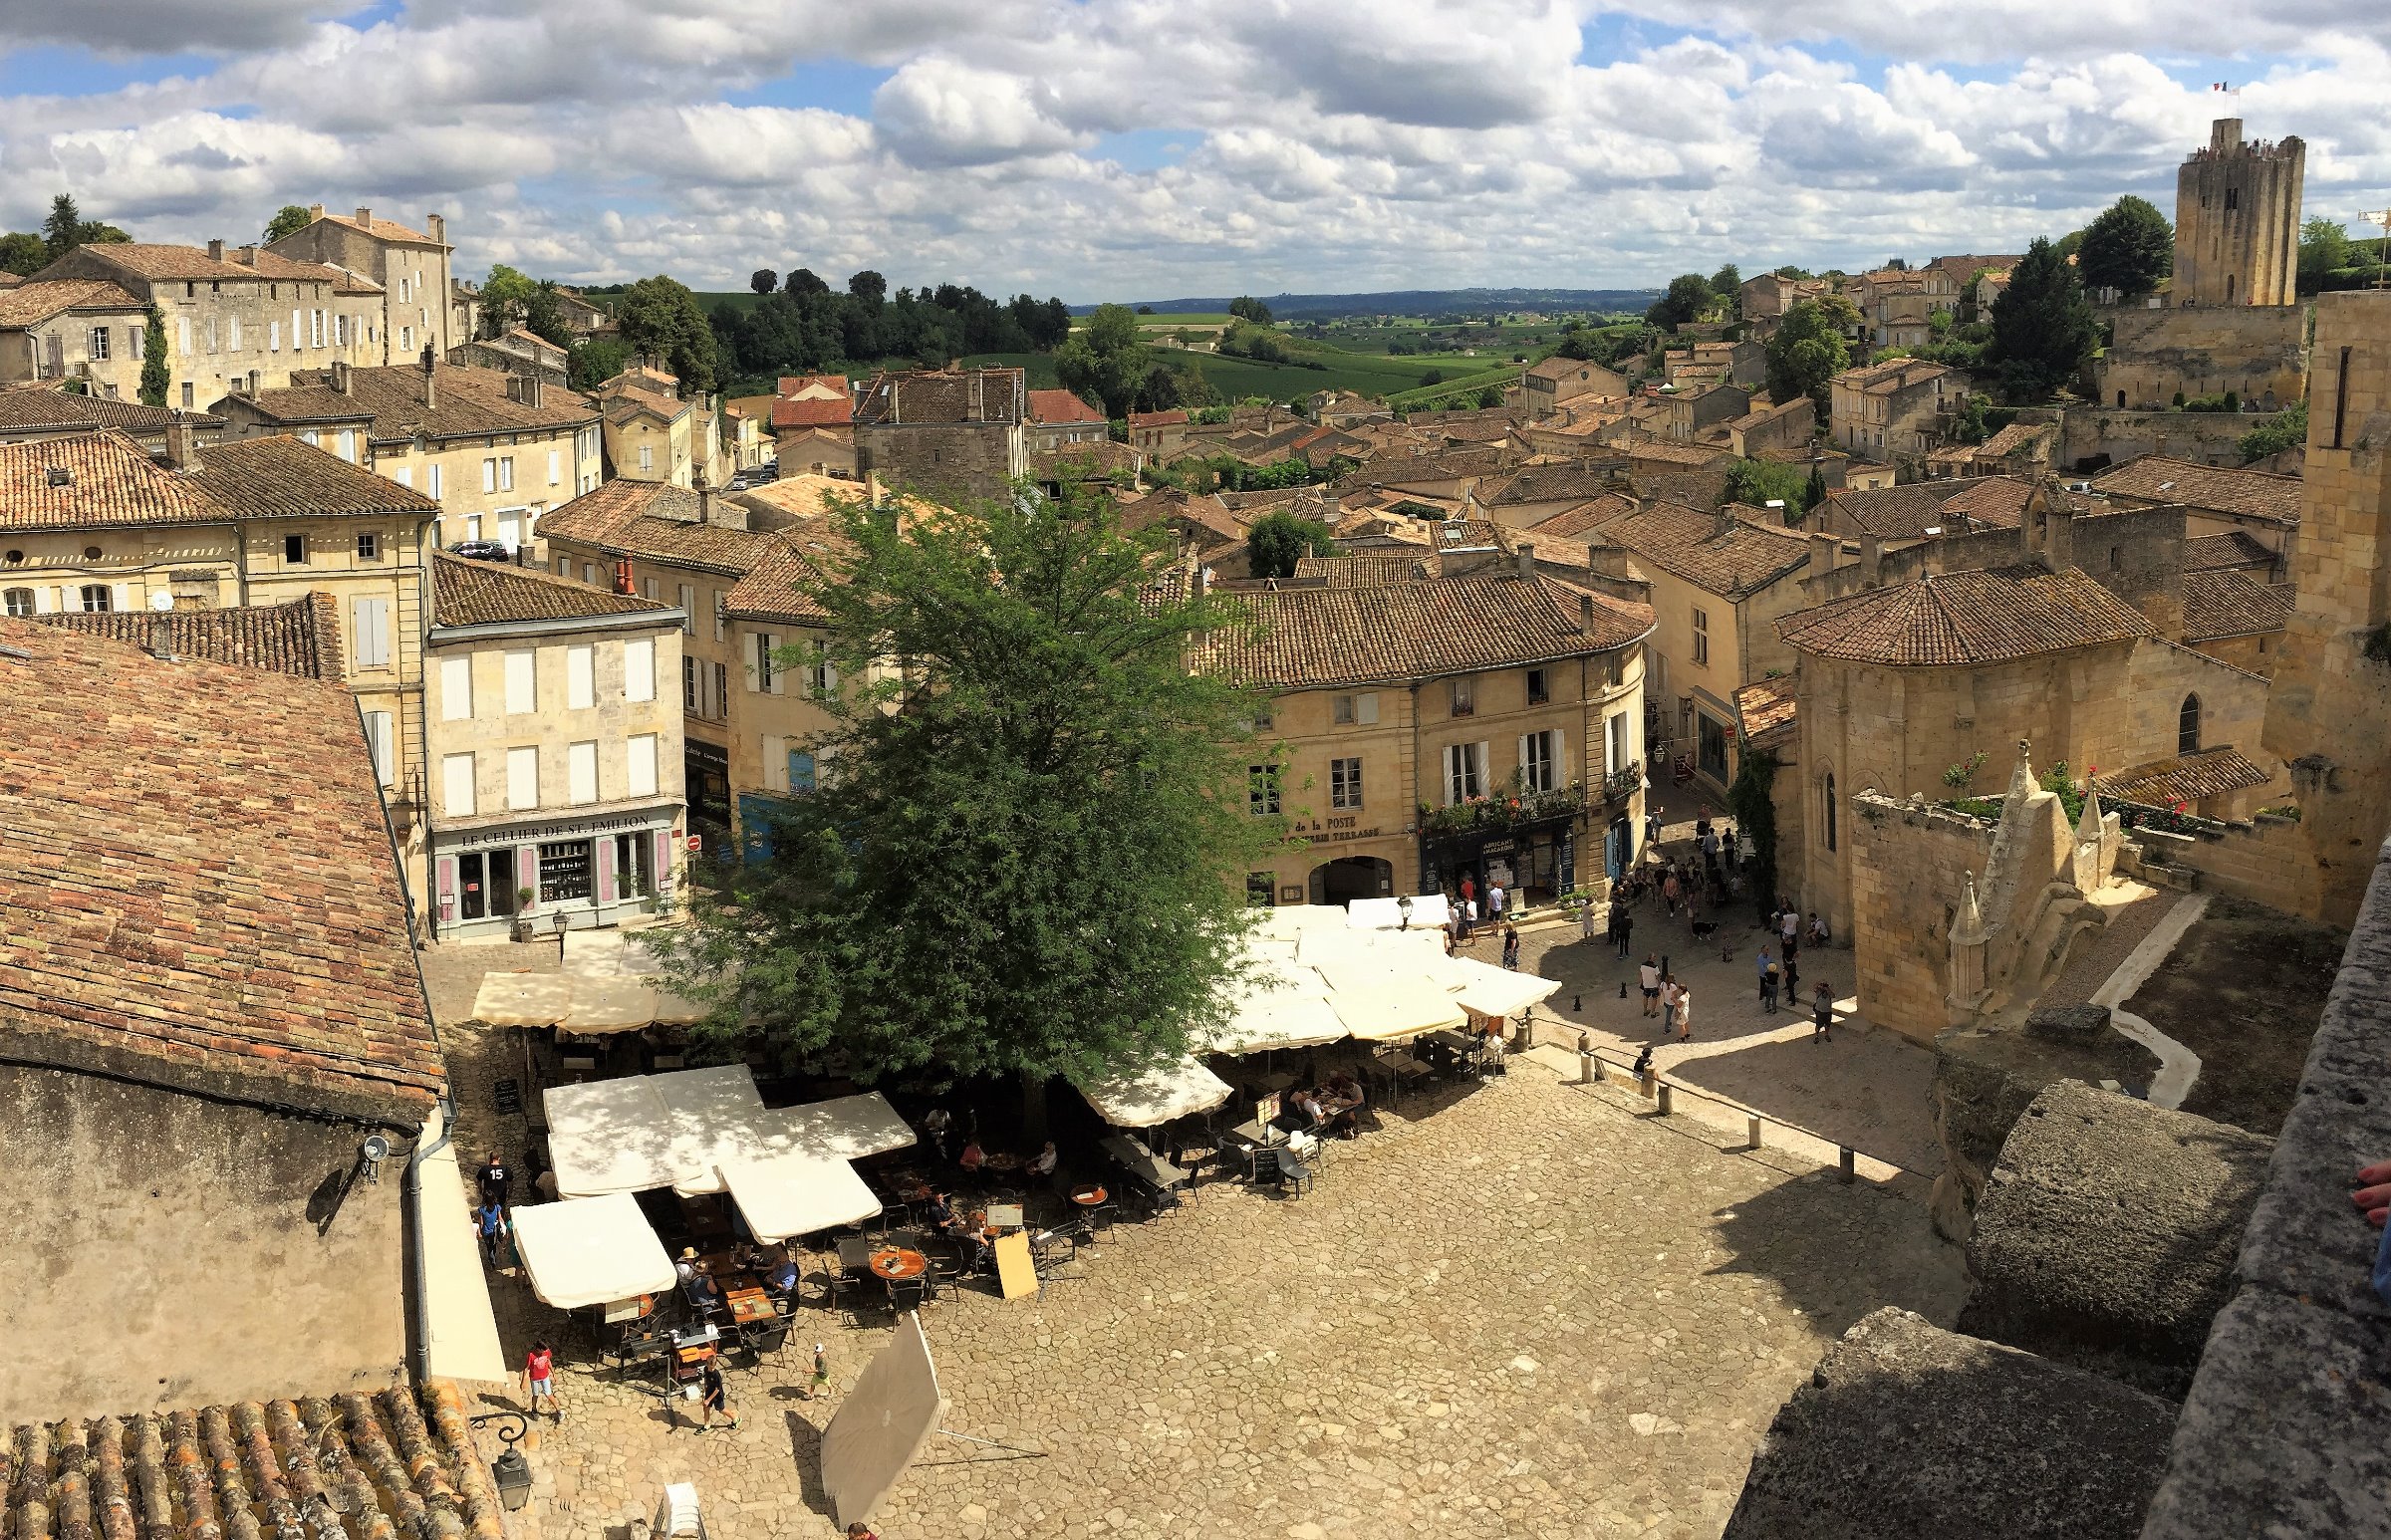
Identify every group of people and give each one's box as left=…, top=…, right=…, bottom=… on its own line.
left=1635, top=954, right=1694, bottom=1041
left=1272, top=1071, right=1368, bottom=1141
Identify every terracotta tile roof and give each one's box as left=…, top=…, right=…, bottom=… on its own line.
left=429, top=551, right=672, bottom=629
left=1606, top=502, right=1812, bottom=600
left=1029, top=440, right=1142, bottom=479
left=771, top=394, right=853, bottom=429
left=1728, top=397, right=1810, bottom=432
left=1028, top=388, right=1106, bottom=425
left=1129, top=408, right=1190, bottom=428
left=1835, top=358, right=1960, bottom=395
left=0, top=618, right=442, bottom=1121
left=2097, top=747, right=2270, bottom=808
left=2183, top=531, right=2280, bottom=571
left=779, top=374, right=848, bottom=397
left=1734, top=674, right=1800, bottom=749
left=243, top=365, right=598, bottom=441
left=1623, top=439, right=1735, bottom=468
left=0, top=387, right=219, bottom=437
left=1122, top=487, right=1245, bottom=549
left=1776, top=560, right=2154, bottom=666
left=724, top=539, right=836, bottom=624
left=2089, top=454, right=2302, bottom=526
left=1827, top=479, right=2021, bottom=540
left=188, top=434, right=442, bottom=522
left=1216, top=486, right=1310, bottom=514
left=1291, top=553, right=1433, bottom=587
left=2181, top=570, right=2293, bottom=642
left=853, top=368, right=1025, bottom=427
left=1631, top=469, right=1730, bottom=509
left=0, top=278, right=144, bottom=327
left=1191, top=571, right=1653, bottom=690
left=1975, top=421, right=2052, bottom=457
left=536, top=479, right=774, bottom=577
left=1486, top=463, right=1618, bottom=507
left=1339, top=447, right=1507, bottom=488
left=732, top=473, right=884, bottom=522
left=1934, top=476, right=2032, bottom=530
left=34, top=595, right=341, bottom=678
left=316, top=209, right=443, bottom=245
left=0, top=430, right=224, bottom=530
left=1534, top=493, right=1642, bottom=537
left=50, top=243, right=261, bottom=282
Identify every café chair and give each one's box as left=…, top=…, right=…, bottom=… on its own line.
left=1273, top=1147, right=1315, bottom=1198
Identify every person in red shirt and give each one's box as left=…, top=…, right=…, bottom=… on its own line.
left=521, top=1341, right=560, bottom=1418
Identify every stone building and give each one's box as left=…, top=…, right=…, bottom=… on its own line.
left=1724, top=396, right=1814, bottom=457
left=1595, top=502, right=1812, bottom=799
left=1192, top=555, right=1654, bottom=906
left=265, top=205, right=458, bottom=364
left=0, top=278, right=149, bottom=399
left=2097, top=305, right=2307, bottom=411
left=448, top=326, right=570, bottom=387
left=211, top=359, right=604, bottom=551
left=0, top=616, right=449, bottom=1421
left=1523, top=356, right=1627, bottom=419
left=594, top=366, right=725, bottom=491
left=2173, top=119, right=2303, bottom=309
left=422, top=553, right=687, bottom=938
left=1126, top=407, right=1190, bottom=460
left=853, top=367, right=1026, bottom=501
left=1829, top=358, right=1965, bottom=464
left=1026, top=387, right=1109, bottom=452
left=0, top=429, right=441, bottom=883
left=33, top=242, right=381, bottom=409
left=2089, top=453, right=2302, bottom=560
left=535, top=477, right=871, bottom=858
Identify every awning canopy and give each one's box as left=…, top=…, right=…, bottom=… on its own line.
left=750, top=1092, right=917, bottom=1163
left=1439, top=956, right=1565, bottom=1020
left=658, top=1065, right=769, bottom=1195
left=545, top=1076, right=679, bottom=1198
left=1074, top=1056, right=1234, bottom=1128
left=561, top=977, right=662, bottom=1036
left=720, top=1152, right=882, bottom=1243
left=547, top=1069, right=916, bottom=1199
left=470, top=972, right=573, bottom=1028
left=408, top=1105, right=507, bottom=1384
left=823, top=1314, right=947, bottom=1529
left=1327, top=983, right=1469, bottom=1041
left=1346, top=895, right=1452, bottom=930
left=510, top=1192, right=677, bottom=1311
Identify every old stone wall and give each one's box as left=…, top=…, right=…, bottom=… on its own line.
left=2121, top=814, right=2319, bottom=914
left=2096, top=306, right=2307, bottom=413
left=854, top=420, right=1022, bottom=503
left=2127, top=639, right=2270, bottom=763
left=2026, top=401, right=2271, bottom=472
left=0, top=1066, right=409, bottom=1423
left=1846, top=792, right=1994, bottom=1039
left=2060, top=504, right=2189, bottom=634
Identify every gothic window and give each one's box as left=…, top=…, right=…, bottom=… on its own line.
left=1825, top=773, right=1838, bottom=852
left=2179, top=694, right=2202, bottom=757
left=2225, top=187, right=2239, bottom=212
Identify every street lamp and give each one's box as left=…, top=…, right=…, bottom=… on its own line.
left=472, top=1412, right=533, bottom=1511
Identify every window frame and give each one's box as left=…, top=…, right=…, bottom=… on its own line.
left=1247, top=762, right=1282, bottom=817
left=1330, top=755, right=1364, bottom=810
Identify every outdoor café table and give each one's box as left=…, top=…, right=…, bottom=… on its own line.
left=1069, top=1183, right=1109, bottom=1208
left=723, top=1283, right=776, bottom=1327
left=870, top=1247, right=930, bottom=1281
left=1249, top=1070, right=1297, bottom=1097
left=1100, top=1135, right=1190, bottom=1191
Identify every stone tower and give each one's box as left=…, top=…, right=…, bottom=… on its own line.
left=2259, top=291, right=2391, bottom=923
left=2172, top=119, right=2304, bottom=308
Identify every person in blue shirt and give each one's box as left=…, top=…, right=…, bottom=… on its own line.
left=473, top=1199, right=508, bottom=1270
left=768, top=1246, right=801, bottom=1303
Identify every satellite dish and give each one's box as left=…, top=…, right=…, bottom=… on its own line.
left=147, top=591, right=173, bottom=612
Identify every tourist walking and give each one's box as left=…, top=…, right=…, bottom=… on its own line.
left=1723, top=826, right=1738, bottom=873
left=1782, top=939, right=1799, bottom=996
left=1614, top=906, right=1634, bottom=958
left=1757, top=947, right=1778, bottom=1012
left=1501, top=923, right=1520, bottom=970
left=1645, top=808, right=1662, bottom=849
left=521, top=1341, right=561, bottom=1419
left=1778, top=906, right=1799, bottom=948
left=477, top=1152, right=511, bottom=1207
left=1488, top=880, right=1506, bottom=921
left=1639, top=954, right=1662, bottom=1017
left=1583, top=899, right=1600, bottom=944
left=1662, top=870, right=1681, bottom=916
left=1460, top=874, right=1476, bottom=916
left=1811, top=982, right=1834, bottom=1042
left=473, top=1198, right=509, bottom=1270
left=695, top=1362, right=738, bottom=1431
left=1673, top=980, right=1693, bottom=1042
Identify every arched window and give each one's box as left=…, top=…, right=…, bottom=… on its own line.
left=2226, top=273, right=2236, bottom=303
left=2179, top=694, right=2202, bottom=756
left=1825, top=773, right=1839, bottom=852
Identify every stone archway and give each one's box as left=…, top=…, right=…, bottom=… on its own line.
left=1309, top=855, right=1393, bottom=906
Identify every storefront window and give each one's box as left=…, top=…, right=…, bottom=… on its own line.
left=616, top=833, right=653, bottom=899
left=539, top=840, right=594, bottom=902
left=1698, top=714, right=1728, bottom=783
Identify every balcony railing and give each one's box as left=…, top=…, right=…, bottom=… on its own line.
left=1418, top=781, right=1585, bottom=842
left=1600, top=765, right=1645, bottom=802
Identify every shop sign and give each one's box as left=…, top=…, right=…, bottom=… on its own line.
left=1282, top=815, right=1384, bottom=845
left=441, top=809, right=671, bottom=852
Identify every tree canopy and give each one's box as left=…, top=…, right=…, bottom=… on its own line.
left=1055, top=302, right=1148, bottom=417
left=0, top=233, right=45, bottom=277
left=2239, top=398, right=2307, bottom=464
left=41, top=194, right=128, bottom=260
left=1724, top=457, right=1814, bottom=516
left=1646, top=274, right=1716, bottom=330
left=1247, top=510, right=1335, bottom=578
left=750, top=269, right=778, bottom=295
left=476, top=264, right=537, bottom=340
left=1763, top=296, right=1856, bottom=415
left=2299, top=217, right=2357, bottom=295
left=1228, top=296, right=1274, bottom=325
left=2076, top=195, right=2173, bottom=298
left=1986, top=237, right=2097, bottom=401
left=712, top=279, right=1069, bottom=380
left=654, top=478, right=1274, bottom=1095
left=1710, top=264, right=1742, bottom=300
left=263, top=204, right=312, bottom=244
left=616, top=274, right=718, bottom=393
left=139, top=307, right=169, bottom=408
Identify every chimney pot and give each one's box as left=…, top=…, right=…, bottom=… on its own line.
left=425, top=213, right=446, bottom=245
left=355, top=206, right=372, bottom=228
left=206, top=239, right=224, bottom=262
left=307, top=203, right=325, bottom=222
left=1515, top=544, right=1536, bottom=579
left=332, top=360, right=351, bottom=396
left=1807, top=530, right=1837, bottom=579
left=1578, top=592, right=1596, bottom=634
left=236, top=245, right=257, bottom=267
left=163, top=416, right=199, bottom=472
left=1860, top=532, right=1883, bottom=587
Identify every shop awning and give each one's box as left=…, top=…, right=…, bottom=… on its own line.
left=1325, top=982, right=1468, bottom=1041
left=719, top=1152, right=883, bottom=1243
left=1075, top=1056, right=1234, bottom=1128
left=1439, top=956, right=1564, bottom=1020
left=510, top=1192, right=677, bottom=1311
left=659, top=1065, right=772, bottom=1196
left=749, top=1092, right=917, bottom=1162
left=408, top=1105, right=508, bottom=1384
left=1345, top=895, right=1453, bottom=931
left=546, top=1076, right=679, bottom=1197
left=823, top=1314, right=947, bottom=1530
left=1209, top=946, right=1350, bottom=1055
left=560, top=978, right=662, bottom=1036
left=470, top=972, right=572, bottom=1028
left=1256, top=904, right=1355, bottom=942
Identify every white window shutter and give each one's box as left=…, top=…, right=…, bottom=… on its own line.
left=506, top=745, right=539, bottom=809
left=567, top=741, right=598, bottom=805
left=32, top=587, right=50, bottom=615
left=439, top=654, right=472, bottom=720
left=1518, top=734, right=1530, bottom=784
left=365, top=710, right=395, bottom=785
left=627, top=734, right=658, bottom=798
left=504, top=649, right=536, bottom=713
left=566, top=643, right=594, bottom=710
left=1474, top=741, right=1490, bottom=794
left=743, top=636, right=759, bottom=691
left=763, top=735, right=786, bottom=792
left=441, top=753, right=476, bottom=817
left=1442, top=745, right=1459, bottom=806
left=1552, top=728, right=1568, bottom=786
left=110, top=584, right=130, bottom=613
left=548, top=449, right=561, bottom=486
left=1357, top=692, right=1379, bottom=725
left=624, top=638, right=655, bottom=702
left=767, top=634, right=785, bottom=695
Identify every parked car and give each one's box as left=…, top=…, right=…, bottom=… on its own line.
left=449, top=540, right=512, bottom=563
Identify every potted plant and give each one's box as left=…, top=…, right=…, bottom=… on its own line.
left=510, top=888, right=536, bottom=942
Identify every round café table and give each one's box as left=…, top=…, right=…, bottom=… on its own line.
left=870, top=1247, right=929, bottom=1281
left=1070, top=1184, right=1108, bottom=1207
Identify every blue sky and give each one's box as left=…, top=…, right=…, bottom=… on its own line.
left=0, top=2, right=2385, bottom=297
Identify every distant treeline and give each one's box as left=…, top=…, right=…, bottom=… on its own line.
left=710, top=269, right=1072, bottom=378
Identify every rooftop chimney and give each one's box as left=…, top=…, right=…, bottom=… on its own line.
left=425, top=213, right=446, bottom=246
left=332, top=360, right=352, bottom=396
left=145, top=615, right=177, bottom=662
left=206, top=239, right=224, bottom=262
left=1807, top=530, right=1837, bottom=579
left=695, top=472, right=722, bottom=528
left=235, top=245, right=257, bottom=267
left=1859, top=532, right=1883, bottom=587
left=1578, top=592, right=1596, bottom=635
left=1514, top=543, right=1536, bottom=579
left=1714, top=507, right=1735, bottom=541
left=354, top=206, right=372, bottom=228
left=420, top=346, right=436, bottom=410
left=163, top=416, right=199, bottom=472
left=307, top=203, right=326, bottom=222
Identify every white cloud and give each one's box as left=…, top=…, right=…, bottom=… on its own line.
left=1, top=1, right=2387, bottom=295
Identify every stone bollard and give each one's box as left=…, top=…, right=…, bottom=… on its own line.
left=1656, top=1082, right=1674, bottom=1116
left=1579, top=1050, right=1597, bottom=1085
left=1839, top=1147, right=1857, bottom=1183
left=1747, top=1114, right=1763, bottom=1150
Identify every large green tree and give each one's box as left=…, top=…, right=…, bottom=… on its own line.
left=0, top=232, right=45, bottom=276
left=2076, top=195, right=2173, bottom=298
left=654, top=479, right=1274, bottom=1116
left=522, top=280, right=574, bottom=349
left=1247, top=510, right=1334, bottom=578
left=615, top=274, right=717, bottom=392
left=1646, top=273, right=1716, bottom=330
left=1054, top=302, right=1147, bottom=417
left=1987, top=237, right=2097, bottom=401
left=138, top=306, right=169, bottom=408
left=1709, top=263, right=1742, bottom=302
left=2298, top=217, right=2354, bottom=295
left=41, top=194, right=127, bottom=260
left=477, top=263, right=537, bottom=339
left=1227, top=295, right=1273, bottom=325
left=1763, top=296, right=1856, bottom=414
left=263, top=204, right=312, bottom=244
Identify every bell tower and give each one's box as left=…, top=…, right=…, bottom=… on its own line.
left=2172, top=119, right=2304, bottom=308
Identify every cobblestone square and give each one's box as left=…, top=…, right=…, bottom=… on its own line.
left=442, top=995, right=1966, bottom=1540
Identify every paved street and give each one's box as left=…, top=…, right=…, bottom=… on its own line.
left=442, top=1009, right=1966, bottom=1540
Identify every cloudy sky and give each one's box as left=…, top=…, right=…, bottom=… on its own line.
left=3, top=1, right=2387, bottom=300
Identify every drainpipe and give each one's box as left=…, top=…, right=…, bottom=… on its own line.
left=234, top=519, right=252, bottom=606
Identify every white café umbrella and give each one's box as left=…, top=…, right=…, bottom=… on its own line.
left=510, top=1192, right=677, bottom=1311
left=1074, top=1055, right=1235, bottom=1128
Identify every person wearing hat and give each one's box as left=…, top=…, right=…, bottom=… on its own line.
left=675, top=1248, right=719, bottom=1312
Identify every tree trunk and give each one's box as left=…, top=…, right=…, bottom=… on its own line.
left=1019, top=1070, right=1050, bottom=1147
